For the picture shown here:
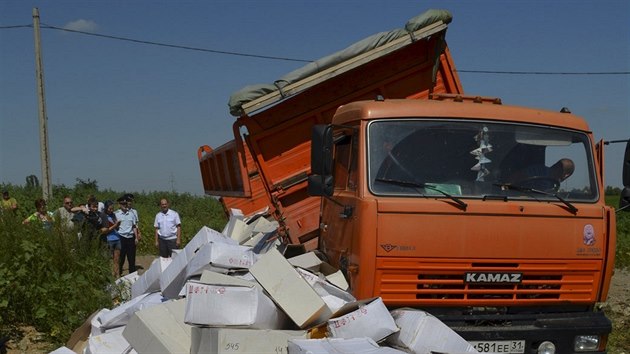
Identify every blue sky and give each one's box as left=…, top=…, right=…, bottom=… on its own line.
left=1, top=0, right=628, bottom=195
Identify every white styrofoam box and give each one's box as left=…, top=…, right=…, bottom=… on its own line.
left=159, top=249, right=190, bottom=299
left=49, top=346, right=76, bottom=354
left=186, top=226, right=237, bottom=259
left=222, top=209, right=245, bottom=240
left=249, top=216, right=278, bottom=234
left=288, top=337, right=407, bottom=354
left=99, top=293, right=151, bottom=329
left=186, top=241, right=255, bottom=278
left=289, top=252, right=349, bottom=291
left=241, top=232, right=265, bottom=247
left=184, top=278, right=288, bottom=329
left=327, top=298, right=398, bottom=342
left=131, top=257, right=172, bottom=298
left=85, top=327, right=135, bottom=354
left=123, top=298, right=190, bottom=354
left=160, top=227, right=236, bottom=299
left=295, top=267, right=355, bottom=313
left=190, top=327, right=306, bottom=354
left=90, top=308, right=110, bottom=336
left=227, top=218, right=253, bottom=244
left=386, top=309, right=480, bottom=354
left=249, top=248, right=331, bottom=329
left=320, top=263, right=350, bottom=291
left=289, top=252, right=322, bottom=271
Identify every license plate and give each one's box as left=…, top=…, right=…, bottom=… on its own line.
left=469, top=340, right=525, bottom=353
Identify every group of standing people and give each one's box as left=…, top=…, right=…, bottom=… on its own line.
left=3, top=191, right=182, bottom=279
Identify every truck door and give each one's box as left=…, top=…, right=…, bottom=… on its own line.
left=319, top=125, right=359, bottom=282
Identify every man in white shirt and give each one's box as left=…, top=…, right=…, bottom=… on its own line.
left=154, top=198, right=181, bottom=258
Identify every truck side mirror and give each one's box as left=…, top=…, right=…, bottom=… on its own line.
left=620, top=141, right=630, bottom=212
left=311, top=124, right=333, bottom=175
left=309, top=124, right=334, bottom=197
left=620, top=187, right=630, bottom=212
left=623, top=140, right=630, bottom=187
left=308, top=174, right=334, bottom=197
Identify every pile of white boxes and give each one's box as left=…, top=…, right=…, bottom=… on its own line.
left=51, top=212, right=479, bottom=354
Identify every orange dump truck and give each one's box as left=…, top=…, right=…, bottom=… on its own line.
left=199, top=9, right=629, bottom=354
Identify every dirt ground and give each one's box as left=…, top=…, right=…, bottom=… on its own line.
left=4, top=258, right=630, bottom=353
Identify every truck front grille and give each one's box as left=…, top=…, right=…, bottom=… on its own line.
left=376, top=259, right=601, bottom=307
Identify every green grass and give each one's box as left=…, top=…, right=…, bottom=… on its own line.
left=606, top=195, right=630, bottom=269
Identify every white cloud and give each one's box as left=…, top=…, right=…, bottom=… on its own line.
left=63, top=19, right=98, bottom=32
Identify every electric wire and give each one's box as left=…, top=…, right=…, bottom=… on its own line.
left=2, top=23, right=630, bottom=75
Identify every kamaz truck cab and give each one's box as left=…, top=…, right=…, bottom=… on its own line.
left=308, top=95, right=626, bottom=353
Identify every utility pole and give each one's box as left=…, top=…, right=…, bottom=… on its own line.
left=33, top=8, right=52, bottom=201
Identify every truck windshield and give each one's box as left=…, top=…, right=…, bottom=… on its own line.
left=368, top=119, right=597, bottom=201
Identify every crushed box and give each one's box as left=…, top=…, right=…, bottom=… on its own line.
left=326, top=297, right=398, bottom=342
left=386, top=309, right=479, bottom=354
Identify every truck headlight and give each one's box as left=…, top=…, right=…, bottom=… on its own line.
left=537, top=341, right=556, bottom=354
left=574, top=335, right=600, bottom=352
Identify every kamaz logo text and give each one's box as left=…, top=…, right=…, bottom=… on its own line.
left=464, top=272, right=523, bottom=284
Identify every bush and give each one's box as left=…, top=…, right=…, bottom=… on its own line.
left=607, top=195, right=630, bottom=269
left=0, top=214, right=113, bottom=345
left=0, top=182, right=228, bottom=346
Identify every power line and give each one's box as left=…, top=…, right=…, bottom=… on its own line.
left=2, top=23, right=630, bottom=75
left=40, top=23, right=313, bottom=63
left=457, top=70, right=630, bottom=75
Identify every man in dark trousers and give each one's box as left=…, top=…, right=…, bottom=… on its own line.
left=115, top=196, right=139, bottom=275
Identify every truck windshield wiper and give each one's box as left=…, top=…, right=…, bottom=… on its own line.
left=376, top=177, right=468, bottom=211
left=494, top=183, right=578, bottom=214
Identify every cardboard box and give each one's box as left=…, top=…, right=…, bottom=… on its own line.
left=85, top=327, right=133, bottom=354
left=249, top=248, right=331, bottom=329
left=289, top=251, right=322, bottom=271
left=386, top=309, right=479, bottom=354
left=132, top=257, right=171, bottom=298
left=295, top=267, right=355, bottom=313
left=91, top=308, right=110, bottom=336
left=327, top=297, right=398, bottom=342
left=160, top=227, right=236, bottom=299
left=99, top=292, right=165, bottom=329
left=250, top=216, right=278, bottom=233
left=186, top=226, right=236, bottom=259
left=288, top=337, right=407, bottom=354
left=186, top=241, right=255, bottom=278
left=159, top=250, right=191, bottom=299
left=289, top=252, right=349, bottom=291
left=184, top=278, right=289, bottom=329
left=190, top=327, right=306, bottom=354
left=222, top=209, right=247, bottom=242
left=49, top=347, right=76, bottom=354
left=123, top=298, right=191, bottom=354
left=66, top=308, right=99, bottom=350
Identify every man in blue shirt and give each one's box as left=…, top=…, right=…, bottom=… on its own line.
left=115, top=196, right=139, bottom=275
